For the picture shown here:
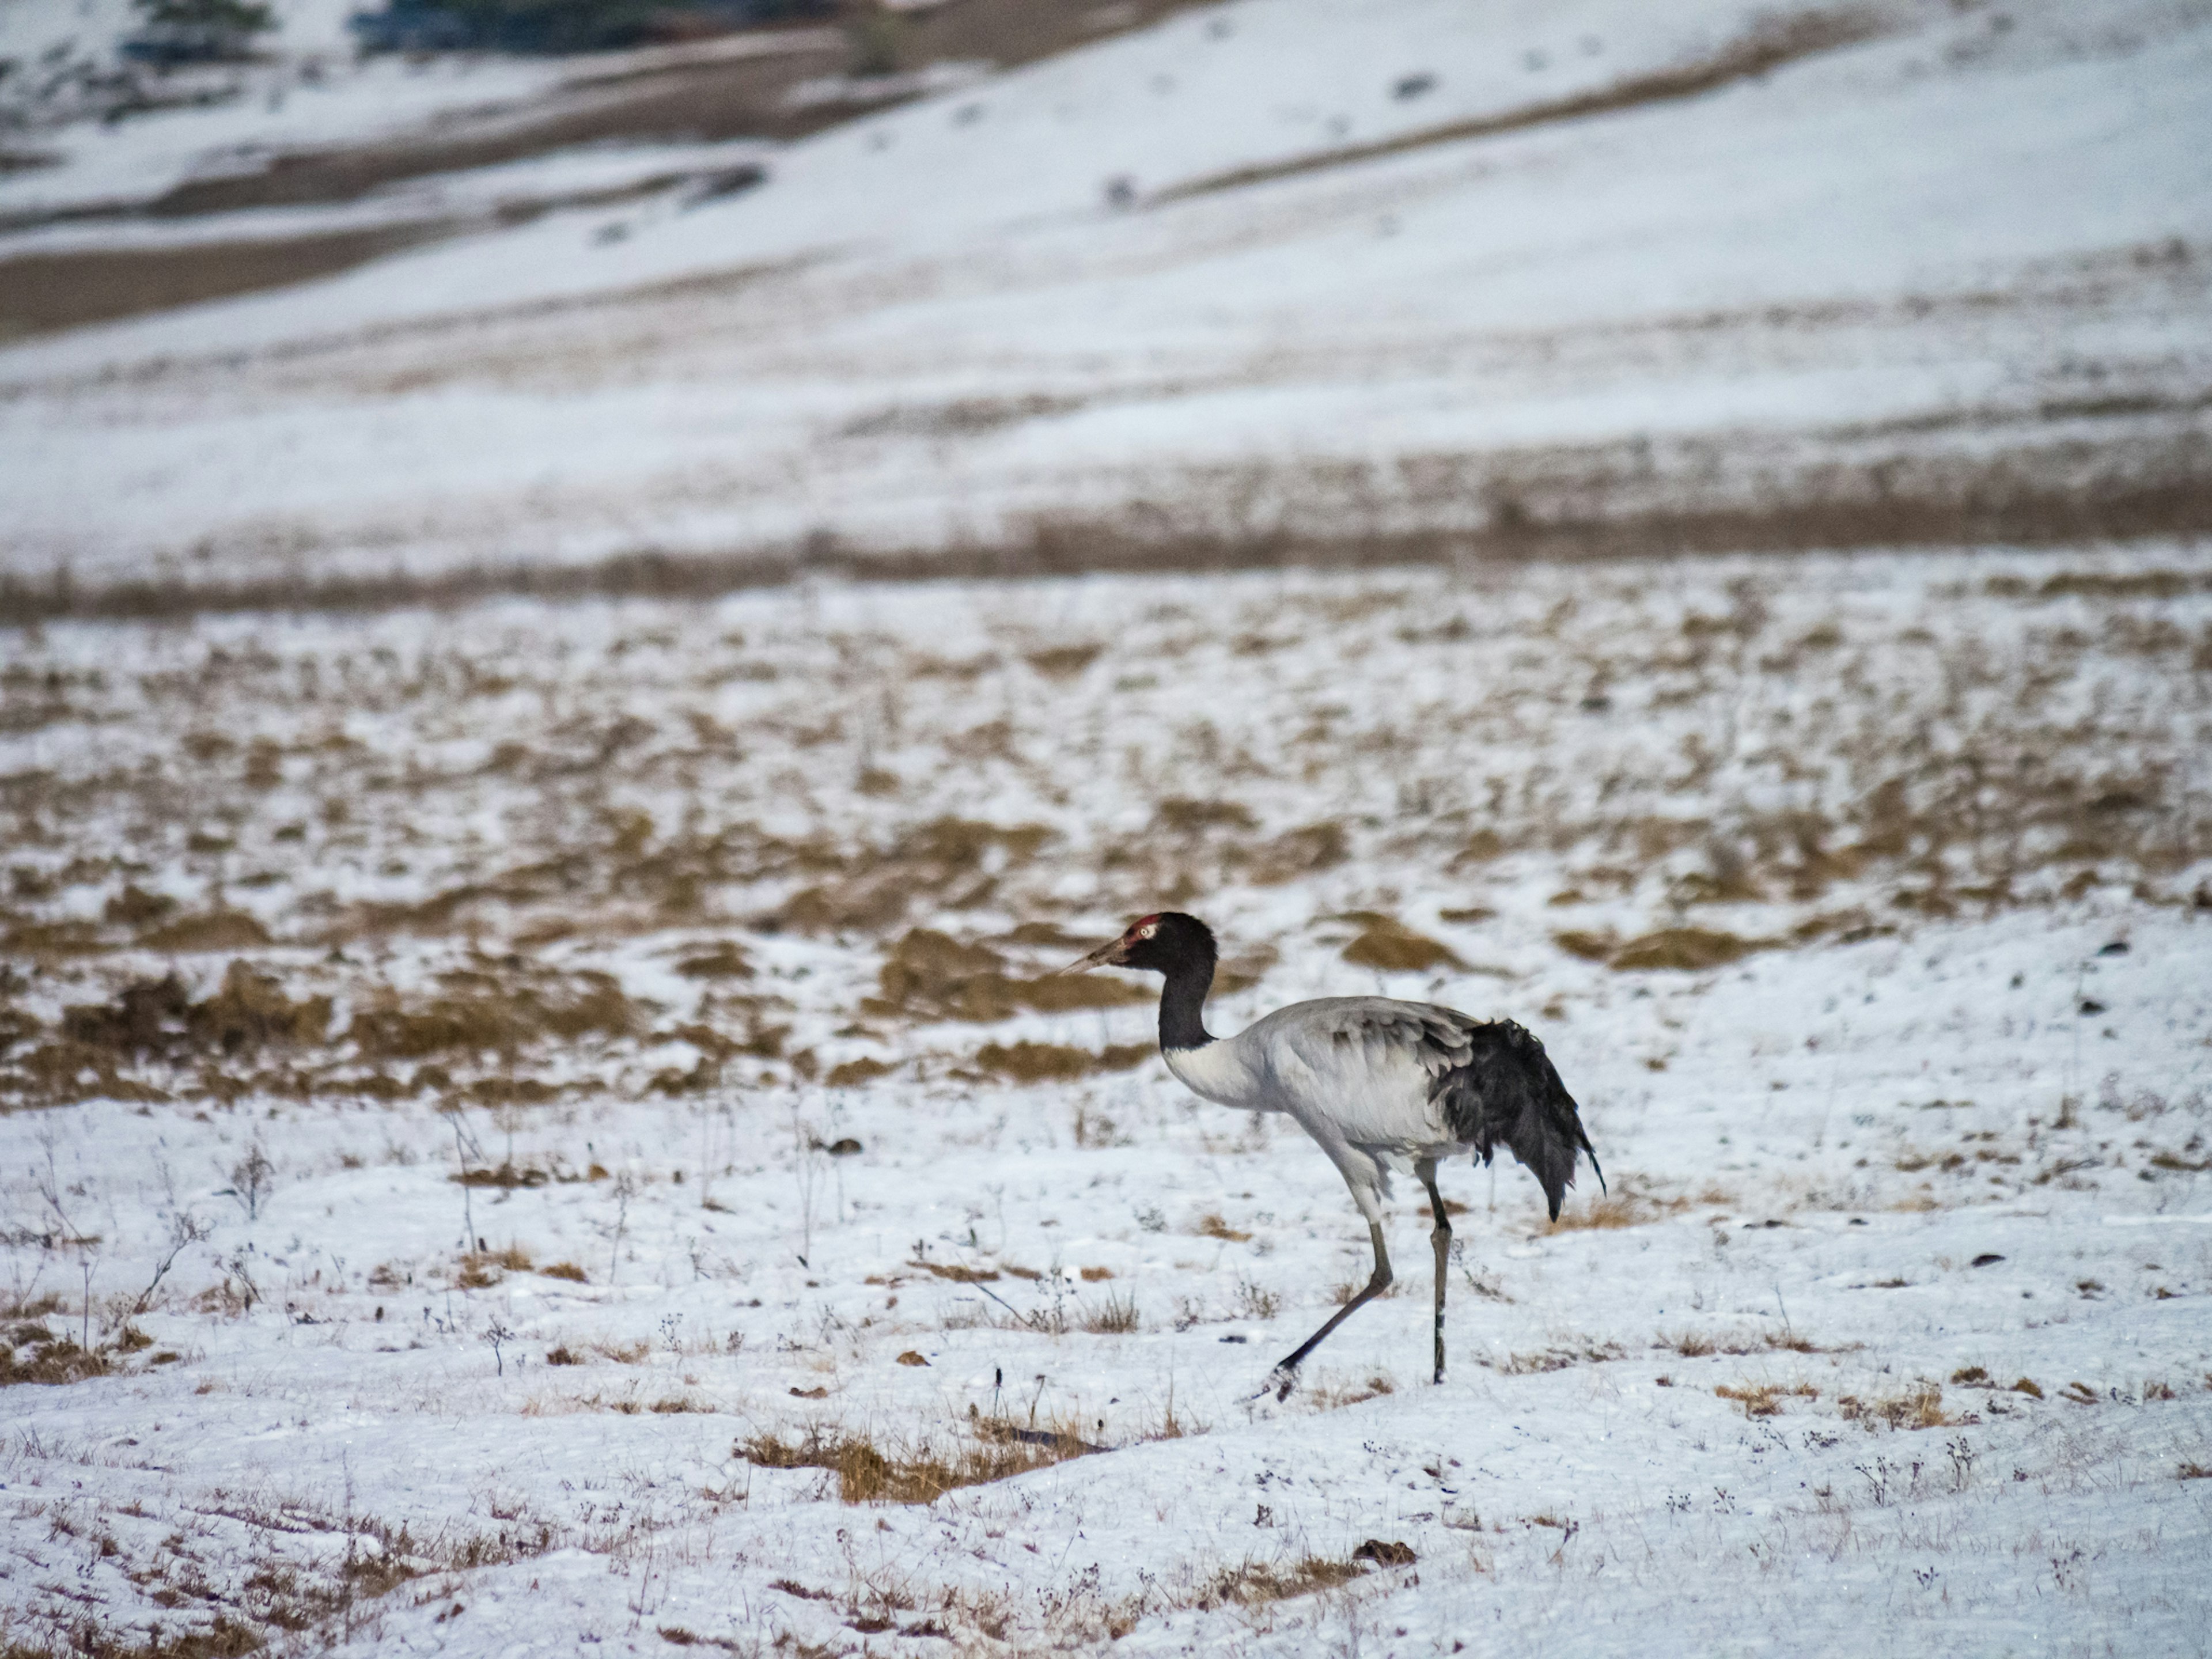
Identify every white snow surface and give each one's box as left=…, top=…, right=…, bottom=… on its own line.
left=2, top=545, right=2209, bottom=1655
left=3, top=0, right=2209, bottom=589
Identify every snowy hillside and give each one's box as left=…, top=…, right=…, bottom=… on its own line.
left=2, top=0, right=2210, bottom=603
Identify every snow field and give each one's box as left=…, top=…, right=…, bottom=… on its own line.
left=2, top=544, right=2210, bottom=1654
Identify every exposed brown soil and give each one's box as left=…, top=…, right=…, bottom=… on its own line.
left=9, top=430, right=2208, bottom=625
left=0, top=224, right=452, bottom=340
left=142, top=51, right=845, bottom=222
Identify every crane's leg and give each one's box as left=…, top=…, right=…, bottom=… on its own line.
left=1262, top=1191, right=1391, bottom=1402
left=1418, top=1157, right=1450, bottom=1385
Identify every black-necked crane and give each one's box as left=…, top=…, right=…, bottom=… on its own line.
left=1059, top=911, right=1602, bottom=1400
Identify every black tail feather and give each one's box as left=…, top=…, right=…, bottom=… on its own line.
left=1431, top=1020, right=1600, bottom=1221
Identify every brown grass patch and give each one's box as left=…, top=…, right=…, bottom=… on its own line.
left=348, top=965, right=639, bottom=1060
left=453, top=1163, right=551, bottom=1189
left=540, top=1262, right=589, bottom=1283
left=1025, top=643, right=1104, bottom=678
left=1548, top=1188, right=1684, bottom=1231
left=1483, top=1339, right=1627, bottom=1374
left=1552, top=929, right=1619, bottom=962
left=673, top=942, right=752, bottom=979
left=1195, top=1555, right=1365, bottom=1608
left=1248, top=822, right=1348, bottom=885
left=1155, top=799, right=1257, bottom=834
left=872, top=927, right=1149, bottom=1024
left=1664, top=1326, right=1840, bottom=1358
left=454, top=1245, right=532, bottom=1287
left=1308, top=1373, right=1395, bottom=1410
left=1340, top=916, right=1464, bottom=974
left=1607, top=928, right=1770, bottom=972
left=741, top=1416, right=1097, bottom=1504
left=57, top=963, right=329, bottom=1072
left=1715, top=1380, right=1819, bottom=1417
left=768, top=819, right=1054, bottom=939
left=907, top=1259, right=999, bottom=1283
left=1194, top=1213, right=1252, bottom=1243
left=1, top=1328, right=112, bottom=1387
left=971, top=1040, right=1152, bottom=1082
left=1839, top=1381, right=1954, bottom=1430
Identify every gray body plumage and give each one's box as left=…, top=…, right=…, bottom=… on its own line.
left=1164, top=996, right=1601, bottom=1226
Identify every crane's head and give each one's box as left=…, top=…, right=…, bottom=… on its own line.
left=1055, top=911, right=1216, bottom=976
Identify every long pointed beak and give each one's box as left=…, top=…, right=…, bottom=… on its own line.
left=1052, top=937, right=1125, bottom=976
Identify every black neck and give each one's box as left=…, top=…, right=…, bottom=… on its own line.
left=1158, top=957, right=1215, bottom=1052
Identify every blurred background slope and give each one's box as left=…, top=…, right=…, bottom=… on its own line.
left=1, top=0, right=2207, bottom=612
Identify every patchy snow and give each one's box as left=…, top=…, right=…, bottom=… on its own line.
left=2, top=546, right=2209, bottom=1654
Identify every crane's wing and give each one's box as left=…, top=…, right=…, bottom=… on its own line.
left=1296, top=1001, right=1603, bottom=1220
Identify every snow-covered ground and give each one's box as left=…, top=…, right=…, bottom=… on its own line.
left=3, top=544, right=2209, bottom=1655
left=3, top=0, right=2209, bottom=597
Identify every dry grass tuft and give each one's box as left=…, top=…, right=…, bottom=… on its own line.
left=1839, top=1381, right=1955, bottom=1430
left=1550, top=1187, right=1685, bottom=1232
left=1484, top=1339, right=1627, bottom=1374
left=1664, top=1326, right=1840, bottom=1358
left=741, top=1416, right=1097, bottom=1504
left=453, top=1164, right=550, bottom=1189
left=1194, top=1213, right=1252, bottom=1243
left=1195, top=1554, right=1365, bottom=1608
left=1, top=1328, right=112, bottom=1387
left=1715, top=1379, right=1819, bottom=1417
left=1080, top=1290, right=1140, bottom=1335
left=1308, top=1373, right=1395, bottom=1410
left=907, top=1259, right=999, bottom=1283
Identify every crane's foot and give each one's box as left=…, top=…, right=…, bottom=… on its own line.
left=1249, top=1365, right=1298, bottom=1403
left=1433, top=1366, right=1445, bottom=1387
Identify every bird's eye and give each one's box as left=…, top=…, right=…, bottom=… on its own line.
left=1138, top=923, right=1158, bottom=938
